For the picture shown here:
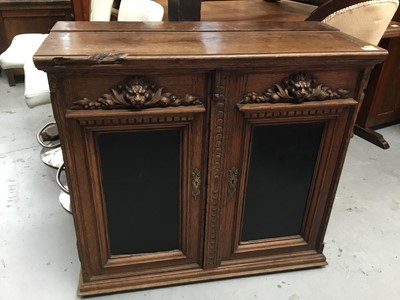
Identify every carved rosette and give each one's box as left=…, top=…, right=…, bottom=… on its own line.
left=240, top=72, right=350, bottom=104
left=71, top=76, right=202, bottom=110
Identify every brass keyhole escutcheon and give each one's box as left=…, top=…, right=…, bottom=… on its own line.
left=192, top=168, right=201, bottom=200
left=228, top=167, right=238, bottom=198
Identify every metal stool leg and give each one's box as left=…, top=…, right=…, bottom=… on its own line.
left=39, top=147, right=64, bottom=169
left=56, top=164, right=71, bottom=214
left=37, top=122, right=64, bottom=168
left=58, top=190, right=71, bottom=214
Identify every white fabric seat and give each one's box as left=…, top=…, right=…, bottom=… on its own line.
left=90, top=0, right=114, bottom=21
left=307, top=0, right=399, bottom=45
left=321, top=0, right=399, bottom=45
left=0, top=33, right=48, bottom=69
left=118, top=0, right=164, bottom=21
left=0, top=33, right=48, bottom=86
left=23, top=59, right=50, bottom=108
left=90, top=0, right=164, bottom=22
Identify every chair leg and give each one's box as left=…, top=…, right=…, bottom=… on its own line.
left=353, top=124, right=390, bottom=149
left=5, top=69, right=16, bottom=86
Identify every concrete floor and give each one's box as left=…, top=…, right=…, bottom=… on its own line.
left=0, top=72, right=399, bottom=300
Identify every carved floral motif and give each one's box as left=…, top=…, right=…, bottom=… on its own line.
left=240, top=72, right=350, bottom=104
left=71, top=77, right=202, bottom=110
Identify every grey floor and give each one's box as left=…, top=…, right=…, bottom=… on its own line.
left=0, top=72, right=399, bottom=300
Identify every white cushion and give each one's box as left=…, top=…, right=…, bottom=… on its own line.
left=322, top=0, right=399, bottom=45
left=24, top=59, right=50, bottom=108
left=118, top=0, right=164, bottom=21
left=0, top=33, right=48, bottom=69
left=90, top=0, right=114, bottom=21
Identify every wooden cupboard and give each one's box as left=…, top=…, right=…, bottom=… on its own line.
left=34, top=21, right=386, bottom=296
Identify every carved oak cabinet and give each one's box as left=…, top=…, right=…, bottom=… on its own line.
left=34, top=21, right=386, bottom=296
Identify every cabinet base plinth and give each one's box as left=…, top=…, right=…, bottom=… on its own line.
left=77, top=252, right=327, bottom=297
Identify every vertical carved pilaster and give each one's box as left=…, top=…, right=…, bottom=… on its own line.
left=204, top=70, right=226, bottom=268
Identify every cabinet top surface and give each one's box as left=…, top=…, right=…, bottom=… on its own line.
left=34, top=21, right=387, bottom=68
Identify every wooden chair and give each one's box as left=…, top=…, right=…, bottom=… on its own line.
left=307, top=0, right=399, bottom=149
left=306, top=0, right=399, bottom=45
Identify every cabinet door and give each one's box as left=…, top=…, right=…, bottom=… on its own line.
left=208, top=71, right=358, bottom=272
left=62, top=76, right=207, bottom=293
